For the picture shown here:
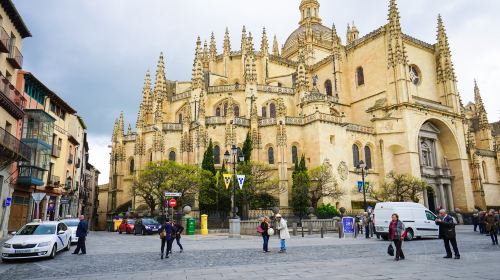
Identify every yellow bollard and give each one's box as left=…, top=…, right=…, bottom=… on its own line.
left=201, top=214, right=208, bottom=235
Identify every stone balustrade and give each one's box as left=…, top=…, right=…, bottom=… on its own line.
left=206, top=116, right=226, bottom=125
left=171, top=91, right=191, bottom=102
left=162, top=123, right=183, bottom=131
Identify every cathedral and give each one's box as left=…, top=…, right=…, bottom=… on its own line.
left=109, top=0, right=499, bottom=214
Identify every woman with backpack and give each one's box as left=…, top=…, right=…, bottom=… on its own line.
left=259, top=216, right=271, bottom=253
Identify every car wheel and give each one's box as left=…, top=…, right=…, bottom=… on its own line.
left=64, top=238, right=71, bottom=251
left=49, top=245, right=57, bottom=259
left=405, top=228, right=414, bottom=241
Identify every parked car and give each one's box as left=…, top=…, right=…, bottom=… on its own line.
left=1, top=221, right=71, bottom=261
left=118, top=219, right=135, bottom=234
left=134, top=218, right=161, bottom=235
left=62, top=218, right=80, bottom=244
left=374, top=202, right=439, bottom=241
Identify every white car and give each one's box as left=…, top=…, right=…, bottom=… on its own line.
left=62, top=218, right=80, bottom=244
left=1, top=221, right=72, bottom=260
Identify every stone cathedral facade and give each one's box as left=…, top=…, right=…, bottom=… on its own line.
left=109, top=0, right=499, bottom=214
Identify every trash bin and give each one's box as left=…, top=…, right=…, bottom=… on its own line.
left=186, top=217, right=196, bottom=235
left=200, top=214, right=208, bottom=235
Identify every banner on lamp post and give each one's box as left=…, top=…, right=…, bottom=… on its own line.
left=236, top=175, right=245, bottom=190
left=223, top=174, right=232, bottom=190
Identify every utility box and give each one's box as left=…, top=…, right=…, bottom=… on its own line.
left=200, top=214, right=208, bottom=235
left=186, top=217, right=195, bottom=235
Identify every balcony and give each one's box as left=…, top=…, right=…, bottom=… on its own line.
left=17, top=165, right=46, bottom=186
left=46, top=175, right=61, bottom=188
left=67, top=154, right=73, bottom=165
left=51, top=144, right=61, bottom=158
left=0, top=126, right=31, bottom=164
left=0, top=27, right=9, bottom=53
left=7, top=45, right=23, bottom=69
left=0, top=74, right=25, bottom=119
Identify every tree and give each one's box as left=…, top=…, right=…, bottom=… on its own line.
left=237, top=161, right=278, bottom=219
left=291, top=155, right=310, bottom=219
left=199, top=139, right=218, bottom=210
left=241, top=132, right=253, bottom=163
left=131, top=161, right=171, bottom=214
left=308, top=163, right=344, bottom=209
left=369, top=171, right=428, bottom=202
left=201, top=139, right=216, bottom=175
left=162, top=162, right=211, bottom=208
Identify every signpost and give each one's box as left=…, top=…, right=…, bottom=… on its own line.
left=164, top=192, right=182, bottom=197
left=169, top=199, right=177, bottom=208
left=342, top=216, right=355, bottom=238
left=164, top=193, right=181, bottom=221
left=31, top=192, right=46, bottom=220
left=4, top=197, right=11, bottom=207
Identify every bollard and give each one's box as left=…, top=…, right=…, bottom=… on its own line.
left=301, top=224, right=304, bottom=237
left=292, top=222, right=297, bottom=236
left=321, top=226, right=324, bottom=238
left=308, top=222, right=313, bottom=235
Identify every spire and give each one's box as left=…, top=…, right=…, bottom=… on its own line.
left=241, top=26, right=247, bottom=54
left=247, top=31, right=255, bottom=55
left=244, top=32, right=257, bottom=84
left=272, top=35, right=279, bottom=56
left=118, top=111, right=124, bottom=136
left=112, top=118, right=118, bottom=142
left=195, top=36, right=202, bottom=59
left=436, top=14, right=456, bottom=83
left=296, top=36, right=309, bottom=93
left=153, top=52, right=167, bottom=101
left=297, top=35, right=306, bottom=63
left=299, top=0, right=321, bottom=25
left=192, top=36, right=205, bottom=90
left=210, top=32, right=217, bottom=61
left=223, top=27, right=231, bottom=56
left=202, top=40, right=209, bottom=69
left=127, top=124, right=132, bottom=135
left=331, top=23, right=342, bottom=60
left=386, top=0, right=407, bottom=67
left=141, top=70, right=152, bottom=110
left=474, top=80, right=489, bottom=128
left=261, top=27, right=269, bottom=55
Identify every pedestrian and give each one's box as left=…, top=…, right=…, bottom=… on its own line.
left=72, top=215, right=88, bottom=255
left=479, top=211, right=486, bottom=234
left=388, top=213, right=405, bottom=261
left=355, top=213, right=362, bottom=236
left=260, top=216, right=270, bottom=253
left=363, top=212, right=371, bottom=239
left=172, top=220, right=184, bottom=252
left=484, top=209, right=499, bottom=245
left=435, top=209, right=460, bottom=259
left=159, top=218, right=174, bottom=259
left=275, top=214, right=290, bottom=253
left=472, top=209, right=479, bottom=232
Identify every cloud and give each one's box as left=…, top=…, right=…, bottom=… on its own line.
left=86, top=133, right=110, bottom=185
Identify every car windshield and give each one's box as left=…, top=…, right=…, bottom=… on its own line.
left=17, top=224, right=56, bottom=235
left=127, top=220, right=135, bottom=224
left=63, top=220, right=80, bottom=227
left=143, top=219, right=158, bottom=225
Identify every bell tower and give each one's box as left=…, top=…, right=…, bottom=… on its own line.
left=299, top=0, right=321, bottom=25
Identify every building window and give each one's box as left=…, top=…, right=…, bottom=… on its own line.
left=421, top=142, right=432, bottom=167
left=262, top=107, right=267, bottom=118
left=214, top=145, right=220, bottom=164
left=268, top=147, right=274, bottom=164
left=307, top=8, right=311, bottom=17
left=234, top=105, right=240, bottom=117
left=129, top=159, right=134, bottom=174
left=223, top=102, right=228, bottom=116
left=352, top=144, right=360, bottom=167
left=216, top=108, right=221, bottom=117
left=178, top=114, right=183, bottom=124
left=364, top=146, right=372, bottom=169
left=324, top=79, right=332, bottom=96
left=291, top=146, right=298, bottom=164
left=168, top=151, right=176, bottom=161
left=409, top=64, right=421, bottom=86
left=482, top=161, right=488, bottom=182
left=356, top=67, right=364, bottom=86
left=269, top=103, right=276, bottom=118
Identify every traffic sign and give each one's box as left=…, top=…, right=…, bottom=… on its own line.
left=4, top=197, right=12, bottom=207
left=357, top=181, right=363, bottom=192
left=164, top=192, right=182, bottom=197
left=31, top=192, right=45, bottom=203
left=169, top=198, right=177, bottom=208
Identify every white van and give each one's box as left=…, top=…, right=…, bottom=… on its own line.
left=373, top=202, right=439, bottom=241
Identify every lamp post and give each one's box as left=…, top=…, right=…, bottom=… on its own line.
left=357, top=160, right=369, bottom=211
left=224, top=144, right=244, bottom=219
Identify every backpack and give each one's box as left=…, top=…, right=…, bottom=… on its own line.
left=257, top=225, right=264, bottom=233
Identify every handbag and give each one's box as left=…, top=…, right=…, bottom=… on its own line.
left=160, top=229, right=166, bottom=239
left=387, top=244, right=394, bottom=256
left=257, top=225, right=264, bottom=233
left=267, top=228, right=274, bottom=236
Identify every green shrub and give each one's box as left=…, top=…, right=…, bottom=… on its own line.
left=316, top=203, right=340, bottom=219
left=250, top=193, right=278, bottom=209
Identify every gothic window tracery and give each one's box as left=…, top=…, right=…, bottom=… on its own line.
left=364, top=146, right=372, bottom=169
left=268, top=147, right=275, bottom=164
left=178, top=113, right=183, bottom=124
left=168, top=151, right=176, bottom=161
left=352, top=144, right=360, bottom=167
left=325, top=79, right=333, bottom=96
left=129, top=158, right=134, bottom=174
left=356, top=67, right=364, bottom=86
left=234, top=105, right=240, bottom=117
left=262, top=106, right=267, bottom=118
left=214, top=145, right=221, bottom=164
left=270, top=103, right=276, bottom=118
left=216, top=107, right=221, bottom=117
left=292, top=146, right=298, bottom=164
left=409, top=65, right=421, bottom=86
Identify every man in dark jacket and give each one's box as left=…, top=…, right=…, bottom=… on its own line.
left=172, top=220, right=184, bottom=253
left=160, top=219, right=174, bottom=259
left=435, top=209, right=460, bottom=259
left=72, top=215, right=88, bottom=255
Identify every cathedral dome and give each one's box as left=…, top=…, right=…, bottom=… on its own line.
left=283, top=23, right=333, bottom=51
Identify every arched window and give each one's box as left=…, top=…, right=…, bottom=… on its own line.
left=178, top=113, right=183, bottom=124
left=234, top=106, right=240, bottom=117
left=268, top=147, right=275, bottom=164
left=352, top=144, right=360, bottom=167
left=482, top=161, right=488, bottom=182
left=269, top=103, right=276, bottom=118
left=214, top=145, right=221, bottom=164
left=216, top=107, right=221, bottom=117
left=324, top=80, right=333, bottom=96
left=129, top=159, right=134, bottom=174
left=356, top=67, right=364, bottom=86
left=262, top=106, right=267, bottom=118
left=307, top=8, right=311, bottom=17
left=223, top=102, right=228, bottom=116
left=168, top=151, right=176, bottom=161
left=291, top=146, right=298, bottom=164
left=364, top=146, right=372, bottom=169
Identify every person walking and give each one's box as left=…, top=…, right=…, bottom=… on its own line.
left=485, top=210, right=499, bottom=245
left=363, top=212, right=371, bottom=239
left=436, top=209, right=460, bottom=259
left=260, top=216, right=270, bottom=253
left=159, top=218, right=174, bottom=259
left=472, top=209, right=479, bottom=232
left=388, top=213, right=405, bottom=261
left=479, top=211, right=486, bottom=234
left=72, top=215, right=88, bottom=255
left=172, top=220, right=184, bottom=252
left=275, top=214, right=290, bottom=253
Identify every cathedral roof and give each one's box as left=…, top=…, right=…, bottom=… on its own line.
left=283, top=23, right=333, bottom=52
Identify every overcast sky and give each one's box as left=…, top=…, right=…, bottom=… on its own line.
left=15, top=0, right=500, bottom=184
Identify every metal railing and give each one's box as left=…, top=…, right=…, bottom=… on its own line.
left=7, top=44, right=23, bottom=69
left=0, top=26, right=9, bottom=53
left=0, top=126, right=31, bottom=162
left=0, top=73, right=25, bottom=118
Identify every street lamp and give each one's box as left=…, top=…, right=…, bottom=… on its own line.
left=225, top=144, right=244, bottom=219
left=357, top=160, right=369, bottom=211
